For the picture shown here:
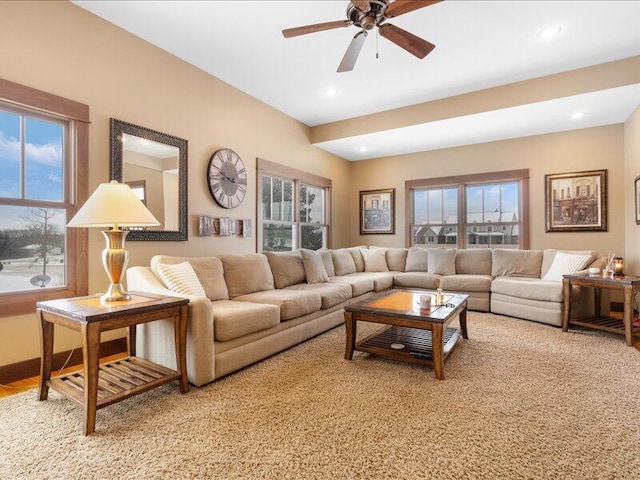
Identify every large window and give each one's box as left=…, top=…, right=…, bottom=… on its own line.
left=258, top=158, right=331, bottom=252
left=0, top=78, right=89, bottom=316
left=407, top=170, right=529, bottom=249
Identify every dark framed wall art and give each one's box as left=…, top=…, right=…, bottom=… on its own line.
left=360, top=188, right=395, bottom=235
left=545, top=169, right=607, bottom=232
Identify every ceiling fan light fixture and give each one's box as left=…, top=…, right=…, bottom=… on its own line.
left=537, top=25, right=562, bottom=39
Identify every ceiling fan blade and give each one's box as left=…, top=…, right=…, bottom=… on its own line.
left=337, top=31, right=368, bottom=72
left=351, top=0, right=371, bottom=12
left=379, top=23, right=435, bottom=59
left=384, top=0, right=442, bottom=18
left=282, top=20, right=352, bottom=38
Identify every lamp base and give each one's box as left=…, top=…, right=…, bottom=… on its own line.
left=100, top=283, right=131, bottom=303
left=100, top=229, right=131, bottom=304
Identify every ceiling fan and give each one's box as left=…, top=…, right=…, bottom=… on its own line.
left=282, top=0, right=442, bottom=73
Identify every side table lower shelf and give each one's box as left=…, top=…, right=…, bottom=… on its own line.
left=567, top=315, right=635, bottom=336
left=48, top=357, right=181, bottom=410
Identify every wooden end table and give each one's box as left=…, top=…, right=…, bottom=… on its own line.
left=562, top=273, right=640, bottom=346
left=37, top=292, right=189, bottom=435
left=344, top=290, right=468, bottom=380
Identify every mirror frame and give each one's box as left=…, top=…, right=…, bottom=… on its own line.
left=110, top=118, right=188, bottom=241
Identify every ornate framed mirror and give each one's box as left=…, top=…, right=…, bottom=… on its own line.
left=110, top=118, right=188, bottom=241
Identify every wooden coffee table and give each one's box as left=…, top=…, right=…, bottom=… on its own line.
left=343, top=290, right=468, bottom=380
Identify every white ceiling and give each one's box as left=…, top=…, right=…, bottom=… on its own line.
left=74, top=0, right=640, bottom=160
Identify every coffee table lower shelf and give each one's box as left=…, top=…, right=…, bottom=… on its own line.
left=47, top=356, right=181, bottom=410
left=356, top=325, right=461, bottom=366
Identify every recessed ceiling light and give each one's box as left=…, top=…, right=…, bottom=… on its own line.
left=359, top=146, right=368, bottom=152
left=571, top=112, right=586, bottom=119
left=537, top=25, right=562, bottom=39
left=323, top=87, right=337, bottom=97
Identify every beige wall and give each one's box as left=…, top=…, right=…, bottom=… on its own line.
left=0, top=2, right=350, bottom=367
left=350, top=125, right=626, bottom=256
left=624, top=106, right=640, bottom=273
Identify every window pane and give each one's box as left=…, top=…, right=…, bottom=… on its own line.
left=443, top=188, right=458, bottom=223
left=428, top=190, right=442, bottom=223
left=413, top=190, right=428, bottom=224
left=300, top=225, right=325, bottom=250
left=272, top=178, right=282, bottom=221
left=25, top=118, right=64, bottom=201
left=262, top=222, right=295, bottom=251
left=501, top=182, right=519, bottom=221
left=0, top=205, right=67, bottom=293
left=262, top=175, right=272, bottom=220
left=483, top=184, right=500, bottom=217
left=412, top=225, right=457, bottom=246
left=0, top=110, right=21, bottom=199
left=283, top=180, right=293, bottom=222
left=466, top=224, right=518, bottom=248
left=466, top=185, right=483, bottom=223
left=300, top=183, right=324, bottom=224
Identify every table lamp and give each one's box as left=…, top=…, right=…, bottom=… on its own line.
left=67, top=180, right=159, bottom=302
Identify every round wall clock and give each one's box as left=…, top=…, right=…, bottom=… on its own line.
left=207, top=148, right=247, bottom=209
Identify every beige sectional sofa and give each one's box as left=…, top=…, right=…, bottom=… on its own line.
left=127, top=246, right=602, bottom=386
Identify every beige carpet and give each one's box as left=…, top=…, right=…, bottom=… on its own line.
left=1, top=312, right=639, bottom=479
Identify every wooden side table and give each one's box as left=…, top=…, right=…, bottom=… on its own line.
left=37, top=292, right=189, bottom=435
left=562, top=273, right=640, bottom=346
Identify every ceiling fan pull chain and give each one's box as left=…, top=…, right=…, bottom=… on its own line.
left=376, top=28, right=379, bottom=59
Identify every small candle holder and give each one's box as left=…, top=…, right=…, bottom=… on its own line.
left=613, top=257, right=624, bottom=276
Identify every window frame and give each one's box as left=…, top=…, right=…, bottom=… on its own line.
left=257, top=158, right=331, bottom=252
left=0, top=77, right=89, bottom=317
left=405, top=169, right=529, bottom=249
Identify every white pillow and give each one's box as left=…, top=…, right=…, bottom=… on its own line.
left=156, top=261, right=207, bottom=296
left=360, top=248, right=389, bottom=272
left=542, top=252, right=592, bottom=282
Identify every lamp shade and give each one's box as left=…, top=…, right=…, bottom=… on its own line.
left=67, top=180, right=160, bottom=228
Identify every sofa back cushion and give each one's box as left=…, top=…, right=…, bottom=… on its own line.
left=541, top=249, right=597, bottom=278
left=385, top=248, right=408, bottom=272
left=151, top=255, right=229, bottom=300
left=456, top=249, right=492, bottom=275
left=427, top=249, right=456, bottom=275
left=331, top=249, right=357, bottom=276
left=405, top=247, right=428, bottom=272
left=299, top=249, right=329, bottom=284
left=491, top=249, right=543, bottom=278
left=318, top=249, right=335, bottom=277
left=218, top=253, right=275, bottom=298
left=347, top=246, right=367, bottom=272
left=264, top=251, right=306, bottom=289
left=360, top=248, right=389, bottom=272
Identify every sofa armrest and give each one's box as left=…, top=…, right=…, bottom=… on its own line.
left=126, top=266, right=216, bottom=386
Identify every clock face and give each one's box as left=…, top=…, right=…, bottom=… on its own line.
left=207, top=148, right=247, bottom=209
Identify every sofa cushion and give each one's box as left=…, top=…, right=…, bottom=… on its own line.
left=318, top=249, right=335, bottom=277
left=361, top=248, right=389, bottom=272
left=385, top=248, right=408, bottom=272
left=218, top=253, right=275, bottom=298
left=151, top=255, right=229, bottom=301
left=455, top=249, right=492, bottom=276
left=156, top=261, right=207, bottom=297
left=542, top=251, right=593, bottom=282
left=347, top=246, right=367, bottom=272
left=428, top=249, right=456, bottom=275
left=300, top=249, right=329, bottom=284
left=393, top=272, right=440, bottom=290
left=347, top=272, right=394, bottom=291
left=405, top=247, right=428, bottom=272
left=491, top=249, right=543, bottom=278
left=233, top=289, right=321, bottom=320
left=331, top=249, right=357, bottom=276
left=212, top=300, right=280, bottom=342
left=541, top=249, right=597, bottom=278
left=264, top=251, right=306, bottom=289
left=491, top=277, right=563, bottom=302
left=440, top=274, right=492, bottom=293
left=284, top=282, right=351, bottom=309
left=329, top=276, right=374, bottom=297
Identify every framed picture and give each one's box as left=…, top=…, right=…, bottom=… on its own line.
left=545, top=169, right=607, bottom=232
left=635, top=175, right=640, bottom=225
left=360, top=188, right=395, bottom=235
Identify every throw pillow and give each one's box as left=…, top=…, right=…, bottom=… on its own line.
left=156, top=261, right=206, bottom=297
left=542, top=252, right=592, bottom=282
left=405, top=247, right=428, bottom=272
left=360, top=248, right=389, bottom=272
left=427, top=249, right=456, bottom=276
left=300, top=249, right=329, bottom=283
left=331, top=249, right=357, bottom=276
